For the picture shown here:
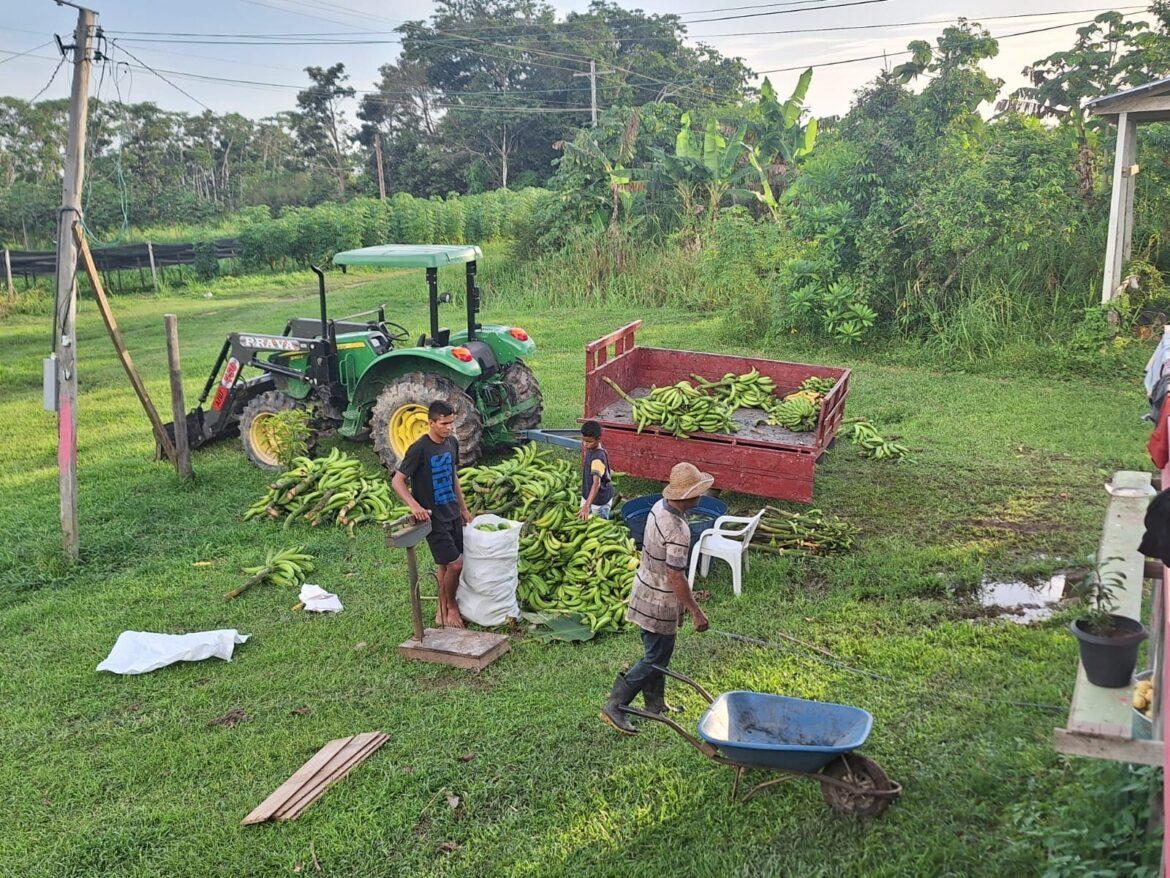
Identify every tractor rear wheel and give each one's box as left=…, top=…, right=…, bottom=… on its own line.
left=370, top=372, right=483, bottom=470
left=239, top=391, right=313, bottom=472
left=499, top=360, right=543, bottom=432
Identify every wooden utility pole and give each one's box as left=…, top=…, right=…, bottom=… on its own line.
left=373, top=133, right=386, bottom=201
left=164, top=314, right=193, bottom=480
left=54, top=2, right=97, bottom=561
left=573, top=60, right=613, bottom=127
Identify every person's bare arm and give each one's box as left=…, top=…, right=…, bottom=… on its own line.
left=453, top=470, right=472, bottom=524
left=667, top=568, right=708, bottom=631
left=579, top=474, right=601, bottom=519
left=391, top=470, right=429, bottom=521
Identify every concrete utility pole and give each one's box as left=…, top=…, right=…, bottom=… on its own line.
left=573, top=60, right=613, bottom=127
left=373, top=132, right=387, bottom=201
left=53, top=1, right=97, bottom=561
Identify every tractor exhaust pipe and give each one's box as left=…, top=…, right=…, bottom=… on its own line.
left=312, top=264, right=327, bottom=338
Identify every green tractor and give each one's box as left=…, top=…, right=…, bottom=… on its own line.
left=166, top=245, right=542, bottom=471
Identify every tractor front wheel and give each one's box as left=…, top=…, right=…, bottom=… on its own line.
left=239, top=391, right=313, bottom=472
left=370, top=372, right=483, bottom=470
left=499, top=360, right=543, bottom=433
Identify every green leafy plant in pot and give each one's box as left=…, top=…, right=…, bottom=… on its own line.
left=1069, top=557, right=1148, bottom=688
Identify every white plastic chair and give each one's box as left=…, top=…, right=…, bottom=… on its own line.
left=687, top=509, right=765, bottom=597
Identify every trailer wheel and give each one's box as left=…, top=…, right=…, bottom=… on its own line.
left=370, top=372, right=483, bottom=470
left=499, top=360, right=543, bottom=432
left=239, top=391, right=314, bottom=472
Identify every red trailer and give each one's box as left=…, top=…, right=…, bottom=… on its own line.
left=583, top=322, right=850, bottom=503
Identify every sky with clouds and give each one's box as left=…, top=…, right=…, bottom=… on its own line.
left=0, top=1, right=1149, bottom=121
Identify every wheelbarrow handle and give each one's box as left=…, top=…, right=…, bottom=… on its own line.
left=620, top=706, right=719, bottom=758
left=651, top=665, right=715, bottom=704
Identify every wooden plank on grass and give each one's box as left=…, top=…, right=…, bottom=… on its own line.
left=242, top=736, right=354, bottom=825
left=275, top=732, right=388, bottom=821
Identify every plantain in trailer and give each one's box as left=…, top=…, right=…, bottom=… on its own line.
left=162, top=245, right=543, bottom=472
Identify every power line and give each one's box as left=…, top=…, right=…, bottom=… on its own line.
left=105, top=6, right=1142, bottom=44
left=0, top=39, right=52, bottom=66
left=108, top=41, right=213, bottom=111
left=28, top=54, right=66, bottom=103
left=755, top=14, right=1136, bottom=74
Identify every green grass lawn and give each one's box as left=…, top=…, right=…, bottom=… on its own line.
left=0, top=259, right=1159, bottom=877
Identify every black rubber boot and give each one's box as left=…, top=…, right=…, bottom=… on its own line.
left=643, top=675, right=682, bottom=715
left=599, top=673, right=640, bottom=735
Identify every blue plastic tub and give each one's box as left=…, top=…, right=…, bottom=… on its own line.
left=697, top=691, right=874, bottom=772
left=621, top=493, right=728, bottom=549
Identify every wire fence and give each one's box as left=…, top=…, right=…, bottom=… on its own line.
left=5, top=238, right=240, bottom=280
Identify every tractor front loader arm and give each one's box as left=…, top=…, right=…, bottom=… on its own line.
left=160, top=331, right=323, bottom=457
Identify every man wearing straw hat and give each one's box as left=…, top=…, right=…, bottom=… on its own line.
left=600, top=462, right=711, bottom=735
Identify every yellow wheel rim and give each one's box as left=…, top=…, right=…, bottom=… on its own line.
left=389, top=403, right=430, bottom=458
left=248, top=412, right=283, bottom=468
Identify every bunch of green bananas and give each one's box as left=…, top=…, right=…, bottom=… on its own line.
left=225, top=546, right=315, bottom=599
left=243, top=448, right=406, bottom=535
left=767, top=395, right=819, bottom=432
left=800, top=375, right=837, bottom=396
left=750, top=506, right=857, bottom=556
left=604, top=377, right=737, bottom=438
left=459, top=443, right=576, bottom=520
left=691, top=368, right=777, bottom=411
left=840, top=419, right=912, bottom=462
left=518, top=509, right=639, bottom=634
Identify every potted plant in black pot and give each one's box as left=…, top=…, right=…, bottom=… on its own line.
left=1069, top=559, right=1148, bottom=688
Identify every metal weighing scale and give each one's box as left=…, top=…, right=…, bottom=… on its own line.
left=385, top=514, right=510, bottom=671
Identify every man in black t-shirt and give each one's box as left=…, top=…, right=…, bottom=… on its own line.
left=391, top=400, right=473, bottom=628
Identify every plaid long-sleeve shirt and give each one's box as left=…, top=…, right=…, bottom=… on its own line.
left=626, top=499, right=691, bottom=634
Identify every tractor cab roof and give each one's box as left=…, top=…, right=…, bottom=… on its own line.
left=332, top=244, right=483, bottom=269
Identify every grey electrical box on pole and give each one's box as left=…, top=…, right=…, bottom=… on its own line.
left=54, top=3, right=97, bottom=561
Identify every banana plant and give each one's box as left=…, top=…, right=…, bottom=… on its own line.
left=652, top=112, right=748, bottom=233
left=742, top=70, right=819, bottom=205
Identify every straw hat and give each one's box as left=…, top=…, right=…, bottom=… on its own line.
left=662, top=462, right=715, bottom=500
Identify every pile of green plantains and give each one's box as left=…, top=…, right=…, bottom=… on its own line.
left=518, top=508, right=639, bottom=634
left=604, top=370, right=839, bottom=438
left=461, top=444, right=638, bottom=635
left=458, top=442, right=576, bottom=521
left=604, top=377, right=737, bottom=437
left=750, top=506, right=858, bottom=556
left=839, top=419, right=913, bottom=462
left=244, top=448, right=406, bottom=535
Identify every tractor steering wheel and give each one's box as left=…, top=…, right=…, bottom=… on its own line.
left=383, top=322, right=411, bottom=343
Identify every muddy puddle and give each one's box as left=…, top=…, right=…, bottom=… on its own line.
left=977, top=574, right=1067, bottom=624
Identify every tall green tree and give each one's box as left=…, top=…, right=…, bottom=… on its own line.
left=294, top=64, right=356, bottom=198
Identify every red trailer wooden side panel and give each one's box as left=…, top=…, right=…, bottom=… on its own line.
left=601, top=428, right=818, bottom=503
left=583, top=322, right=848, bottom=503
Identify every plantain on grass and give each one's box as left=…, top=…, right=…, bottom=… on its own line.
left=225, top=547, right=315, bottom=600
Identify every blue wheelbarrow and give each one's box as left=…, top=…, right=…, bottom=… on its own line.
left=622, top=667, right=902, bottom=817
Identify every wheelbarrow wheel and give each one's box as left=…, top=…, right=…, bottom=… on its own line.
left=820, top=754, right=895, bottom=817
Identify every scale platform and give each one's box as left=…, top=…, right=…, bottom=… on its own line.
left=386, top=514, right=510, bottom=672
left=399, top=628, right=510, bottom=671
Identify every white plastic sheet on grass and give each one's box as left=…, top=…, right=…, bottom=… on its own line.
left=96, top=629, right=250, bottom=675
left=299, top=583, right=343, bottom=613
